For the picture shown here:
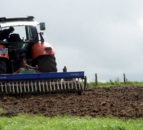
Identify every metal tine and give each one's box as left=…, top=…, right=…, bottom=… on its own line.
left=67, top=81, right=70, bottom=92
left=23, top=81, right=26, bottom=93
left=56, top=80, right=60, bottom=92
left=64, top=80, right=67, bottom=92
left=63, top=80, right=66, bottom=92
left=50, top=80, right=53, bottom=92
left=18, top=81, right=21, bottom=94
left=77, top=78, right=81, bottom=91
left=5, top=82, right=8, bottom=94
left=75, top=78, right=78, bottom=91
left=19, top=81, right=22, bottom=94
left=76, top=78, right=79, bottom=91
left=32, top=81, right=35, bottom=93
left=0, top=82, right=4, bottom=93
left=82, top=78, right=85, bottom=90
left=3, top=82, right=5, bottom=93
left=33, top=81, right=36, bottom=93
left=44, top=80, right=46, bottom=92
left=8, top=82, right=11, bottom=94
left=6, top=82, right=8, bottom=94
left=79, top=79, right=83, bottom=91
left=77, top=78, right=80, bottom=91
left=49, top=80, right=52, bottom=93
left=57, top=80, right=61, bottom=92
left=67, top=80, right=71, bottom=91
left=7, top=82, right=11, bottom=94
left=73, top=79, right=77, bottom=91
left=11, top=82, right=14, bottom=94
left=16, top=82, right=19, bottom=94
left=40, top=80, right=43, bottom=92
left=10, top=82, right=13, bottom=94
left=32, top=81, right=35, bottom=92
left=4, top=82, right=7, bottom=94
left=65, top=80, right=68, bottom=91
left=27, top=81, right=30, bottom=93
left=79, top=78, right=83, bottom=91
left=41, top=80, right=45, bottom=93
left=17, top=82, right=20, bottom=94
left=2, top=82, right=4, bottom=93
left=9, top=82, right=12, bottom=94
left=71, top=80, right=74, bottom=90
left=13, top=82, right=15, bottom=94
left=58, top=79, right=61, bottom=92
left=60, top=80, right=63, bottom=92
left=52, top=81, right=55, bottom=92
left=55, top=80, right=58, bottom=92
left=61, top=80, right=64, bottom=92
left=63, top=81, right=66, bottom=92
left=30, top=81, right=34, bottom=93
left=54, top=80, right=56, bottom=92
left=69, top=80, right=73, bottom=91
left=55, top=80, right=57, bottom=92
left=4, top=82, right=6, bottom=93
left=34, top=81, right=37, bottom=93
left=11, top=82, right=15, bottom=94
left=0, top=82, right=1, bottom=93
left=37, top=81, right=40, bottom=92
left=50, top=81, right=53, bottom=92
left=45, top=80, right=49, bottom=93
left=53, top=81, right=56, bottom=92
left=38, top=81, right=42, bottom=93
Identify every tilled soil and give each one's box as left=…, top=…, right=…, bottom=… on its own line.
left=0, top=86, right=143, bottom=118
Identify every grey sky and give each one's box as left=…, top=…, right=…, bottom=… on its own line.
left=1, top=0, right=143, bottom=81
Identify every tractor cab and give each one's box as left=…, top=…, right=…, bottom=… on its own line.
left=0, top=16, right=86, bottom=95
left=0, top=16, right=56, bottom=73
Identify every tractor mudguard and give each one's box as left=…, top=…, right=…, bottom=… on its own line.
left=0, top=44, right=9, bottom=60
left=31, top=42, right=55, bottom=59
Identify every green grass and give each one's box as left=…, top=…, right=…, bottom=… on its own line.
left=0, top=114, right=143, bottom=130
left=87, top=81, right=143, bottom=87
left=0, top=108, right=4, bottom=114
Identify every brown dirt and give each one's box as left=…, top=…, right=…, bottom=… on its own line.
left=0, top=86, right=143, bottom=118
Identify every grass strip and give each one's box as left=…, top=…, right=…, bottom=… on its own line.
left=87, top=81, right=143, bottom=87
left=0, top=114, right=143, bottom=130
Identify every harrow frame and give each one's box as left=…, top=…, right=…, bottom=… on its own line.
left=0, top=72, right=87, bottom=95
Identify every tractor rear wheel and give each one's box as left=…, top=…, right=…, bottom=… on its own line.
left=0, top=59, right=7, bottom=74
left=36, top=55, right=57, bottom=72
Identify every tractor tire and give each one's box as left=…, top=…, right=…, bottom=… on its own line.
left=36, top=55, right=57, bottom=72
left=0, top=59, right=7, bottom=74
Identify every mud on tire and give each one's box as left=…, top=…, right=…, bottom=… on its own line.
left=35, top=55, right=57, bottom=72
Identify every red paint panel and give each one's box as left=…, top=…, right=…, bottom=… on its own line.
left=0, top=44, right=9, bottom=59
left=31, top=42, right=55, bottom=59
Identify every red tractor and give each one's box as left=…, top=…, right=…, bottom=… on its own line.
left=0, top=16, right=57, bottom=74
left=0, top=16, right=86, bottom=95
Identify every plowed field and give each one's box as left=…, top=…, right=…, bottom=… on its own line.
left=0, top=86, right=143, bottom=118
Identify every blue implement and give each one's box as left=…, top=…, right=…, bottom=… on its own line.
left=0, top=71, right=86, bottom=95
left=0, top=71, right=85, bottom=81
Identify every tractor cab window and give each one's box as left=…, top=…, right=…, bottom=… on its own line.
left=0, top=26, right=26, bottom=42
left=7, top=26, right=27, bottom=42
left=25, top=26, right=39, bottom=42
left=13, top=26, right=26, bottom=41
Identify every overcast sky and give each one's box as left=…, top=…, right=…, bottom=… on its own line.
left=1, top=0, right=143, bottom=82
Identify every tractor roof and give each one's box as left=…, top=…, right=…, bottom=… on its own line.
left=0, top=16, right=39, bottom=28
